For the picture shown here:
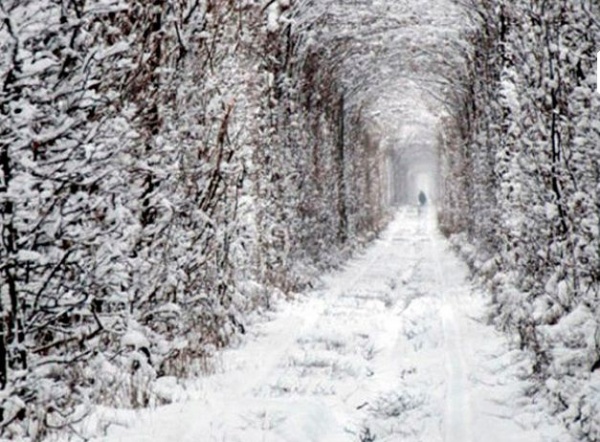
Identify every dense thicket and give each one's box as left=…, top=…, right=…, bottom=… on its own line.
left=0, top=1, right=389, bottom=439
left=440, top=1, right=600, bottom=439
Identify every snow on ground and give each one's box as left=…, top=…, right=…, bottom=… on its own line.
left=83, top=208, right=570, bottom=442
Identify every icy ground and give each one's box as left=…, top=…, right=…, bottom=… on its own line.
left=87, top=208, right=569, bottom=442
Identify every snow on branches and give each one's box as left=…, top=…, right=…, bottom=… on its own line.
left=0, top=0, right=391, bottom=439
left=439, top=1, right=600, bottom=439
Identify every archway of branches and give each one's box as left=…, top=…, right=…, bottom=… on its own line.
left=295, top=0, right=466, bottom=212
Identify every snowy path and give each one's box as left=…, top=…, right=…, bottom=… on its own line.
left=91, top=208, right=565, bottom=442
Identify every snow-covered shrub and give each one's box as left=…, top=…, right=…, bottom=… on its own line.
left=0, top=0, right=391, bottom=438
left=439, top=0, right=600, bottom=439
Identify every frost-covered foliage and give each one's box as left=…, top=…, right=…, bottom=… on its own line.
left=440, top=1, right=600, bottom=439
left=0, top=1, right=390, bottom=439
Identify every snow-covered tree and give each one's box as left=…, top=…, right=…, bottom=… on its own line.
left=0, top=0, right=396, bottom=438
left=440, top=1, right=600, bottom=438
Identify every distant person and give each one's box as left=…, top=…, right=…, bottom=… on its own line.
left=418, top=191, right=427, bottom=206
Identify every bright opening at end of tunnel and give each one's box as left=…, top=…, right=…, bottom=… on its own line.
left=360, top=78, right=442, bottom=211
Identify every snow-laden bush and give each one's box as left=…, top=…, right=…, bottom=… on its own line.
left=439, top=1, right=600, bottom=439
left=0, top=0, right=390, bottom=439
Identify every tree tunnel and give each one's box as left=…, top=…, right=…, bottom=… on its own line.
left=303, top=0, right=465, bottom=220
left=385, top=122, right=440, bottom=207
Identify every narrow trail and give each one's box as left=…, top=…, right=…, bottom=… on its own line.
left=92, top=208, right=565, bottom=442
left=428, top=216, right=474, bottom=442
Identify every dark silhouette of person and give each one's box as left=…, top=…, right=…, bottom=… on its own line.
left=418, top=191, right=427, bottom=206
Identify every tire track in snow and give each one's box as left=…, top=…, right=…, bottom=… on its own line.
left=426, top=211, right=475, bottom=442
